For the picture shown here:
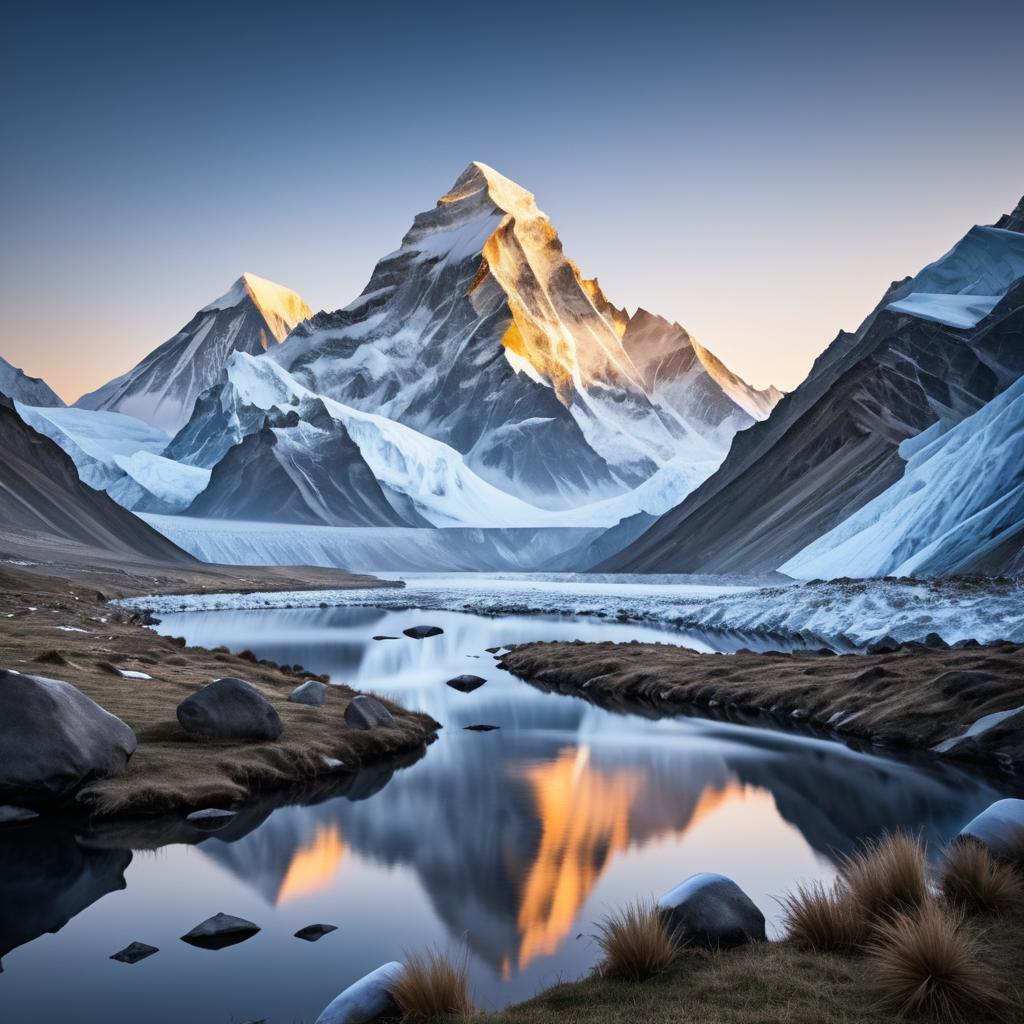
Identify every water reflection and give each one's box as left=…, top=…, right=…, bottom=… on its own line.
left=0, top=604, right=1010, bottom=1022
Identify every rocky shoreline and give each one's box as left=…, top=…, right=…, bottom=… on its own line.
left=0, top=564, right=436, bottom=821
left=498, top=640, right=1024, bottom=776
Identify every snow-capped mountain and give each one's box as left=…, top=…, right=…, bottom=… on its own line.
left=781, top=373, right=1024, bottom=578
left=605, top=195, right=1024, bottom=575
left=75, top=273, right=311, bottom=432
left=0, top=356, right=64, bottom=407
left=267, top=162, right=775, bottom=509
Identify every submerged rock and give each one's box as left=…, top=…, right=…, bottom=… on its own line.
left=186, top=808, right=236, bottom=830
left=176, top=677, right=283, bottom=742
left=446, top=674, right=486, bottom=693
left=0, top=668, right=137, bottom=802
left=657, top=872, right=766, bottom=948
left=295, top=923, right=337, bottom=942
left=403, top=625, right=443, bottom=639
left=180, top=912, right=260, bottom=950
left=314, top=961, right=405, bottom=1024
left=344, top=695, right=396, bottom=731
left=957, top=799, right=1024, bottom=859
left=289, top=680, right=328, bottom=706
left=110, top=941, right=159, bottom=964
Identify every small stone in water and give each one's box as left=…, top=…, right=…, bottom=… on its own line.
left=464, top=724, right=499, bottom=731
left=295, top=923, right=338, bottom=942
left=110, top=941, right=159, bottom=964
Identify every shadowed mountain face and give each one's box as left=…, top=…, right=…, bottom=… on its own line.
left=606, top=199, right=1024, bottom=574
left=0, top=395, right=193, bottom=563
left=75, top=273, right=311, bottom=433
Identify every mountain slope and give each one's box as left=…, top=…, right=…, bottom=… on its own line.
left=780, top=374, right=1024, bottom=578
left=604, top=197, right=1024, bottom=574
left=0, top=395, right=193, bottom=564
left=0, top=356, right=64, bottom=407
left=75, top=273, right=311, bottom=432
left=269, top=162, right=774, bottom=509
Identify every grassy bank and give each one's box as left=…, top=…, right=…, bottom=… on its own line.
left=0, top=565, right=436, bottom=818
left=499, top=641, right=1024, bottom=772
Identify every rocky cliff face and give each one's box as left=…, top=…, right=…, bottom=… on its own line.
left=75, top=273, right=311, bottom=433
left=0, top=356, right=64, bottom=408
left=605, top=197, right=1024, bottom=574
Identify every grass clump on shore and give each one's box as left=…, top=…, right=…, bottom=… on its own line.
left=867, top=901, right=1006, bottom=1023
left=392, top=946, right=474, bottom=1021
left=594, top=899, right=681, bottom=981
left=778, top=879, right=867, bottom=952
left=940, top=840, right=1023, bottom=916
left=840, top=832, right=930, bottom=923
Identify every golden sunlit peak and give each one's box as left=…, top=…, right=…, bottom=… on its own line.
left=276, top=823, right=347, bottom=904
left=440, top=162, right=540, bottom=219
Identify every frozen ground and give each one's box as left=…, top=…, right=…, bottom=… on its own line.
left=117, top=573, right=1024, bottom=647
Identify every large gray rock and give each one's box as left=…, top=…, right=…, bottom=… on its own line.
left=180, top=912, right=260, bottom=950
left=403, top=625, right=443, bottom=639
left=446, top=674, right=486, bottom=693
left=0, top=668, right=137, bottom=802
left=289, top=680, right=328, bottom=706
left=657, top=872, right=766, bottom=948
left=958, top=799, right=1024, bottom=859
left=314, top=961, right=405, bottom=1024
left=176, top=677, right=283, bottom=742
left=344, top=695, right=396, bottom=731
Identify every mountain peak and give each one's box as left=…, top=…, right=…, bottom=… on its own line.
left=440, top=162, right=540, bottom=220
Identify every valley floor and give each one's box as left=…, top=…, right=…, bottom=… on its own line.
left=499, top=640, right=1024, bottom=775
left=0, top=564, right=437, bottom=818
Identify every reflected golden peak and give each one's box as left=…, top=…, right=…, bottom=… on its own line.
left=277, top=823, right=347, bottom=904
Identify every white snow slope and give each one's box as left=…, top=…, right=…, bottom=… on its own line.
left=781, top=374, right=1024, bottom=579
left=886, top=226, right=1024, bottom=328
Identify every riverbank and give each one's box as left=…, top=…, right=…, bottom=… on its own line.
left=499, top=641, right=1024, bottom=773
left=0, top=565, right=437, bottom=819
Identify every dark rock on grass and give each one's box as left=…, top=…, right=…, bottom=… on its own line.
left=923, top=631, right=949, bottom=649
left=372, top=635, right=399, bottom=641
left=866, top=635, right=902, bottom=654
left=464, top=724, right=499, bottom=731
left=957, top=798, right=1024, bottom=860
left=953, top=638, right=982, bottom=649
left=32, top=650, right=70, bottom=666
left=289, top=680, right=328, bottom=706
left=314, top=961, right=404, bottom=1024
left=0, top=805, right=39, bottom=824
left=110, top=941, right=158, bottom=964
left=295, top=923, right=338, bottom=942
left=0, top=668, right=137, bottom=802
left=403, top=625, right=443, bottom=639
left=176, top=677, right=283, bottom=742
left=344, top=695, right=396, bottom=731
left=180, top=912, right=260, bottom=950
left=657, top=872, right=766, bottom=948
left=446, top=674, right=486, bottom=693
left=186, top=808, right=236, bottom=830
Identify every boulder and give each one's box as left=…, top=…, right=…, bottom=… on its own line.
left=110, top=941, right=159, bottom=964
left=295, top=923, right=337, bottom=942
left=0, top=668, right=137, bottom=803
left=657, top=872, right=766, bottom=948
left=315, top=961, right=405, bottom=1024
left=176, top=677, right=283, bottom=742
left=403, top=625, right=443, bottom=639
left=180, top=912, right=260, bottom=950
left=867, top=635, right=901, bottom=654
left=957, top=799, right=1024, bottom=860
left=344, top=695, right=396, bottom=731
left=446, top=674, right=486, bottom=693
left=289, top=680, right=328, bottom=706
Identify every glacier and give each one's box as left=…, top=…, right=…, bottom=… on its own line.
left=781, top=374, right=1024, bottom=578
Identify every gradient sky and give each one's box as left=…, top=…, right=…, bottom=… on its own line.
left=2, top=1, right=1022, bottom=403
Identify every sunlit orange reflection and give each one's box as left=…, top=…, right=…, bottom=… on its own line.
left=277, top=823, right=347, bottom=904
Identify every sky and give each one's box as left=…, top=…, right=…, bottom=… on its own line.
left=1, top=1, right=1022, bottom=403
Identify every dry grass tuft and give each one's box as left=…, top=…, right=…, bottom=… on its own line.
left=940, top=840, right=1024, bottom=915
left=392, top=946, right=474, bottom=1021
left=595, top=899, right=681, bottom=981
left=867, top=900, right=1006, bottom=1024
left=777, top=879, right=868, bottom=952
left=840, top=832, right=930, bottom=924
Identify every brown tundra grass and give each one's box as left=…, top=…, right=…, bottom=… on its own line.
left=840, top=832, right=930, bottom=923
left=777, top=878, right=868, bottom=952
left=940, top=840, right=1024, bottom=915
left=867, top=900, right=1006, bottom=1024
left=594, top=899, right=681, bottom=981
left=392, top=946, right=474, bottom=1021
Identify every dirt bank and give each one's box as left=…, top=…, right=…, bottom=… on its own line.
left=499, top=641, right=1024, bottom=773
left=0, top=564, right=436, bottom=819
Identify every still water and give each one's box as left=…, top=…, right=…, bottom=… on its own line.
left=0, top=604, right=1007, bottom=1023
